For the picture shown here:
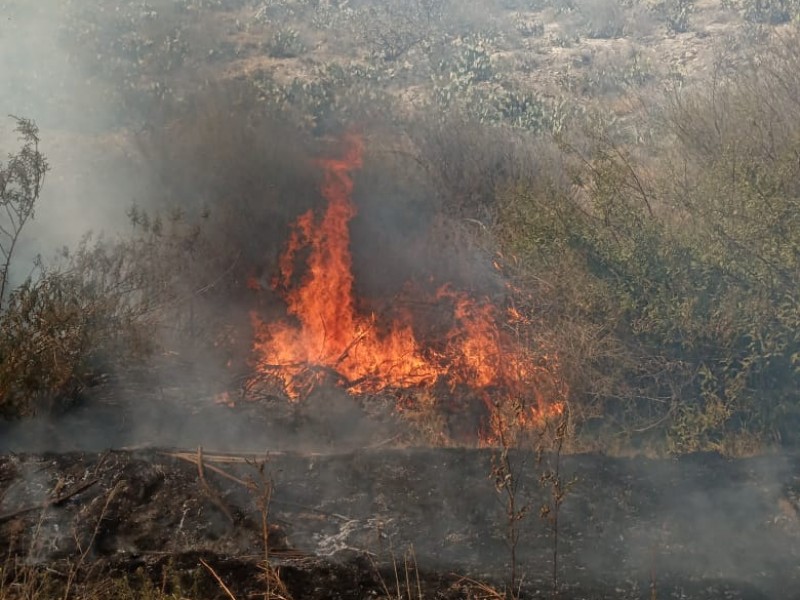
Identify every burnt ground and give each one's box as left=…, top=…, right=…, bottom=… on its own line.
left=2, top=446, right=800, bottom=599
left=0, top=368, right=798, bottom=598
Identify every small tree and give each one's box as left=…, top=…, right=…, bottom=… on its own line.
left=0, top=117, right=48, bottom=309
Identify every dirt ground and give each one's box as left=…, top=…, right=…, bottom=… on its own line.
left=2, top=447, right=799, bottom=599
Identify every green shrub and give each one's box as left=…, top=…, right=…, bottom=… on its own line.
left=513, top=13, right=546, bottom=37
left=355, top=0, right=447, bottom=61
left=493, top=29, right=800, bottom=452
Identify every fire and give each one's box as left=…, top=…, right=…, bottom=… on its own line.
left=250, top=134, right=566, bottom=443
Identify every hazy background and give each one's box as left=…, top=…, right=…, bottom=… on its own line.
left=1, top=0, right=150, bottom=283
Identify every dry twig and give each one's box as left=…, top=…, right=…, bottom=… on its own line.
left=200, top=558, right=238, bottom=600
left=0, top=478, right=99, bottom=524
left=197, top=446, right=235, bottom=524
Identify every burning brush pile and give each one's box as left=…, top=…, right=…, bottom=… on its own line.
left=238, top=135, right=567, bottom=445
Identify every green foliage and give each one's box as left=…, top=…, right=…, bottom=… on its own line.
left=0, top=182, right=226, bottom=418
left=433, top=71, right=572, bottom=135
left=0, top=255, right=153, bottom=418
left=563, top=48, right=654, bottom=95
left=252, top=62, right=395, bottom=133
left=428, top=32, right=570, bottom=135
left=254, top=0, right=318, bottom=22
left=355, top=0, right=447, bottom=61
left=436, top=34, right=496, bottom=85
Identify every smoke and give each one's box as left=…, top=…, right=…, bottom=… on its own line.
left=565, top=453, right=796, bottom=597
left=0, top=1, right=152, bottom=278
left=351, top=151, right=504, bottom=298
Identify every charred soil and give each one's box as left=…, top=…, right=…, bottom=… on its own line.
left=2, top=448, right=799, bottom=599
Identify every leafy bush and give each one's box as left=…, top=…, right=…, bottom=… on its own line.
left=0, top=257, right=152, bottom=418
left=432, top=34, right=560, bottom=132
left=568, top=48, right=655, bottom=96
left=513, top=13, right=546, bottom=37
left=438, top=34, right=496, bottom=84
left=252, top=63, right=395, bottom=134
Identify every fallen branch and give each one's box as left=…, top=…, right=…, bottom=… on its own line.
left=452, top=575, right=506, bottom=600
left=0, top=478, right=99, bottom=523
left=200, top=558, right=239, bottom=600
left=162, top=450, right=331, bottom=464
left=197, top=446, right=235, bottom=524
left=166, top=452, right=251, bottom=486
left=163, top=451, right=353, bottom=521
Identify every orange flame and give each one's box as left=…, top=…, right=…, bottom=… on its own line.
left=250, top=134, right=566, bottom=443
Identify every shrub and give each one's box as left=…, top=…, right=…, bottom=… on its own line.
left=738, top=0, right=800, bottom=22
left=572, top=47, right=655, bottom=96
left=264, top=26, right=306, bottom=58
left=577, top=0, right=628, bottom=38
left=493, top=28, right=800, bottom=451
left=438, top=34, right=496, bottom=84
left=356, top=0, right=448, bottom=61
left=0, top=117, right=47, bottom=309
left=0, top=239, right=156, bottom=418
left=653, top=0, right=695, bottom=32
left=513, top=13, right=546, bottom=37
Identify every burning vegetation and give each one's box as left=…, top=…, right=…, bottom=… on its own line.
left=248, top=134, right=566, bottom=443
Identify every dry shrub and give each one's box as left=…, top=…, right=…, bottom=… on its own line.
left=405, top=114, right=557, bottom=226
left=397, top=389, right=458, bottom=446
left=576, top=0, right=627, bottom=38
left=0, top=243, right=157, bottom=418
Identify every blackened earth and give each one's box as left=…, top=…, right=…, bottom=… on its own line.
left=2, top=446, right=799, bottom=599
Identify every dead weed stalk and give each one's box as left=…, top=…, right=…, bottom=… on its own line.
left=62, top=480, right=124, bottom=600
left=367, top=543, right=425, bottom=600
left=248, top=459, right=291, bottom=600
left=538, top=408, right=576, bottom=599
left=489, top=409, right=531, bottom=600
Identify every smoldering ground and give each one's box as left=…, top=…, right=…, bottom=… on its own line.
left=2, top=448, right=799, bottom=598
